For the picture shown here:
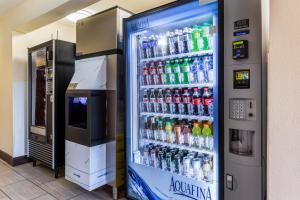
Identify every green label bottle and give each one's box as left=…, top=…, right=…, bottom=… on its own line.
left=164, top=60, right=174, bottom=84
left=202, top=22, right=212, bottom=50
left=181, top=58, right=191, bottom=84
left=173, top=59, right=181, bottom=84
left=192, top=25, right=200, bottom=52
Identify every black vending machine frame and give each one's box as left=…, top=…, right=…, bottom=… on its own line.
left=28, top=40, right=75, bottom=178
left=123, top=0, right=224, bottom=199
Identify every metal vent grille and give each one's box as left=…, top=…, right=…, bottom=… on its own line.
left=29, top=140, right=53, bottom=168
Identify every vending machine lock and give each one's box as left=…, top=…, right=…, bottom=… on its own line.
left=226, top=174, right=234, bottom=190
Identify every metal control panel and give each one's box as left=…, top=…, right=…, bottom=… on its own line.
left=229, top=98, right=256, bottom=120
left=224, top=0, right=267, bottom=200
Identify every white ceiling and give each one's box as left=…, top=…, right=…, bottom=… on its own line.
left=0, top=0, right=25, bottom=18
left=58, top=0, right=175, bottom=26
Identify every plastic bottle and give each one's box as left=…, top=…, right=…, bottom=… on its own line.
left=173, top=59, right=181, bottom=84
left=149, top=62, right=158, bottom=85
left=165, top=89, right=173, bottom=114
left=192, top=122, right=202, bottom=148
left=156, top=89, right=164, bottom=113
left=141, top=36, right=148, bottom=59
left=192, top=25, right=201, bottom=52
left=157, top=61, right=165, bottom=85
left=167, top=31, right=176, bottom=55
left=202, top=22, right=212, bottom=50
left=202, top=123, right=213, bottom=150
left=142, top=90, right=149, bottom=112
left=164, top=60, right=174, bottom=84
left=192, top=87, right=201, bottom=115
left=202, top=87, right=213, bottom=117
left=142, top=62, right=150, bottom=85
left=165, top=121, right=173, bottom=144
left=181, top=57, right=191, bottom=84
left=182, top=27, right=194, bottom=53
left=182, top=88, right=191, bottom=115
left=173, top=88, right=181, bottom=114
left=183, top=124, right=192, bottom=147
left=158, top=119, right=166, bottom=142
left=149, top=89, right=156, bottom=113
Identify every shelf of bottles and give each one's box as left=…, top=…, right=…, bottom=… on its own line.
left=133, top=21, right=215, bottom=183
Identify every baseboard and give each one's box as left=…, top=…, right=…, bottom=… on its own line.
left=0, top=150, right=28, bottom=166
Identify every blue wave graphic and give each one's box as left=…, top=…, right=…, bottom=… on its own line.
left=173, top=192, right=198, bottom=200
left=128, top=166, right=162, bottom=200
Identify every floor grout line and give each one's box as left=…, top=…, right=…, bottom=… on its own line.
left=0, top=161, right=58, bottom=200
left=0, top=188, right=13, bottom=200
left=0, top=159, right=116, bottom=200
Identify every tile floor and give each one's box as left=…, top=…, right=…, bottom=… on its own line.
left=0, top=159, right=125, bottom=200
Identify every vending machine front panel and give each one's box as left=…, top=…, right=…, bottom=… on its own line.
left=125, top=1, right=220, bottom=199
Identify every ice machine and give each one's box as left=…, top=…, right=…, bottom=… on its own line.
left=65, top=7, right=132, bottom=198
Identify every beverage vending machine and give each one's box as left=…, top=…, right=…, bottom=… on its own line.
left=124, top=0, right=267, bottom=200
left=125, top=1, right=220, bottom=200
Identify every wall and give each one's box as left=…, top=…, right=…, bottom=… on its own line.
left=268, top=0, right=300, bottom=199
left=0, top=0, right=96, bottom=158
left=12, top=21, right=75, bottom=157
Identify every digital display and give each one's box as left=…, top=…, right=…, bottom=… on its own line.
left=234, top=19, right=249, bottom=30
left=232, top=40, right=248, bottom=60
left=234, top=70, right=250, bottom=89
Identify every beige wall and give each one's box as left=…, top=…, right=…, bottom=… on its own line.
left=268, top=0, right=300, bottom=199
left=0, top=0, right=95, bottom=157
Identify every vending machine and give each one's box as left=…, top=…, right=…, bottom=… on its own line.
left=125, top=1, right=220, bottom=199
left=124, top=0, right=267, bottom=200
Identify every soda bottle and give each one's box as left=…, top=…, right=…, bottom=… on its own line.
left=157, top=119, right=166, bottom=142
left=173, top=59, right=181, bottom=84
left=142, top=90, right=149, bottom=112
left=183, top=124, right=192, bottom=147
left=207, top=55, right=214, bottom=83
left=167, top=31, right=175, bottom=55
left=165, top=89, right=173, bottom=114
left=192, top=122, right=201, bottom=148
left=192, top=88, right=202, bottom=115
left=202, top=122, right=213, bottom=150
left=191, top=57, right=204, bottom=84
left=188, top=57, right=195, bottom=83
left=173, top=29, right=181, bottom=54
left=142, top=62, right=150, bottom=85
left=157, top=61, right=165, bottom=85
left=177, top=29, right=185, bottom=54
left=165, top=121, right=173, bottom=144
left=149, top=117, right=156, bottom=140
left=141, top=36, right=148, bottom=59
left=181, top=57, right=191, bottom=84
left=149, top=89, right=156, bottom=112
left=182, top=27, right=193, bottom=53
left=142, top=116, right=149, bottom=139
left=165, top=60, right=174, bottom=84
left=157, top=34, right=168, bottom=57
left=203, top=87, right=214, bottom=116
left=174, top=125, right=182, bottom=145
left=154, top=35, right=161, bottom=57
left=156, top=89, right=164, bottom=113
left=149, top=62, right=158, bottom=85
left=203, top=56, right=210, bottom=83
left=201, top=22, right=212, bottom=50
left=182, top=88, right=191, bottom=115
left=148, top=35, right=157, bottom=58
left=173, top=88, right=181, bottom=114
left=192, top=25, right=203, bottom=52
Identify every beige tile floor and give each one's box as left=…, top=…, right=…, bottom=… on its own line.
left=0, top=159, right=126, bottom=200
